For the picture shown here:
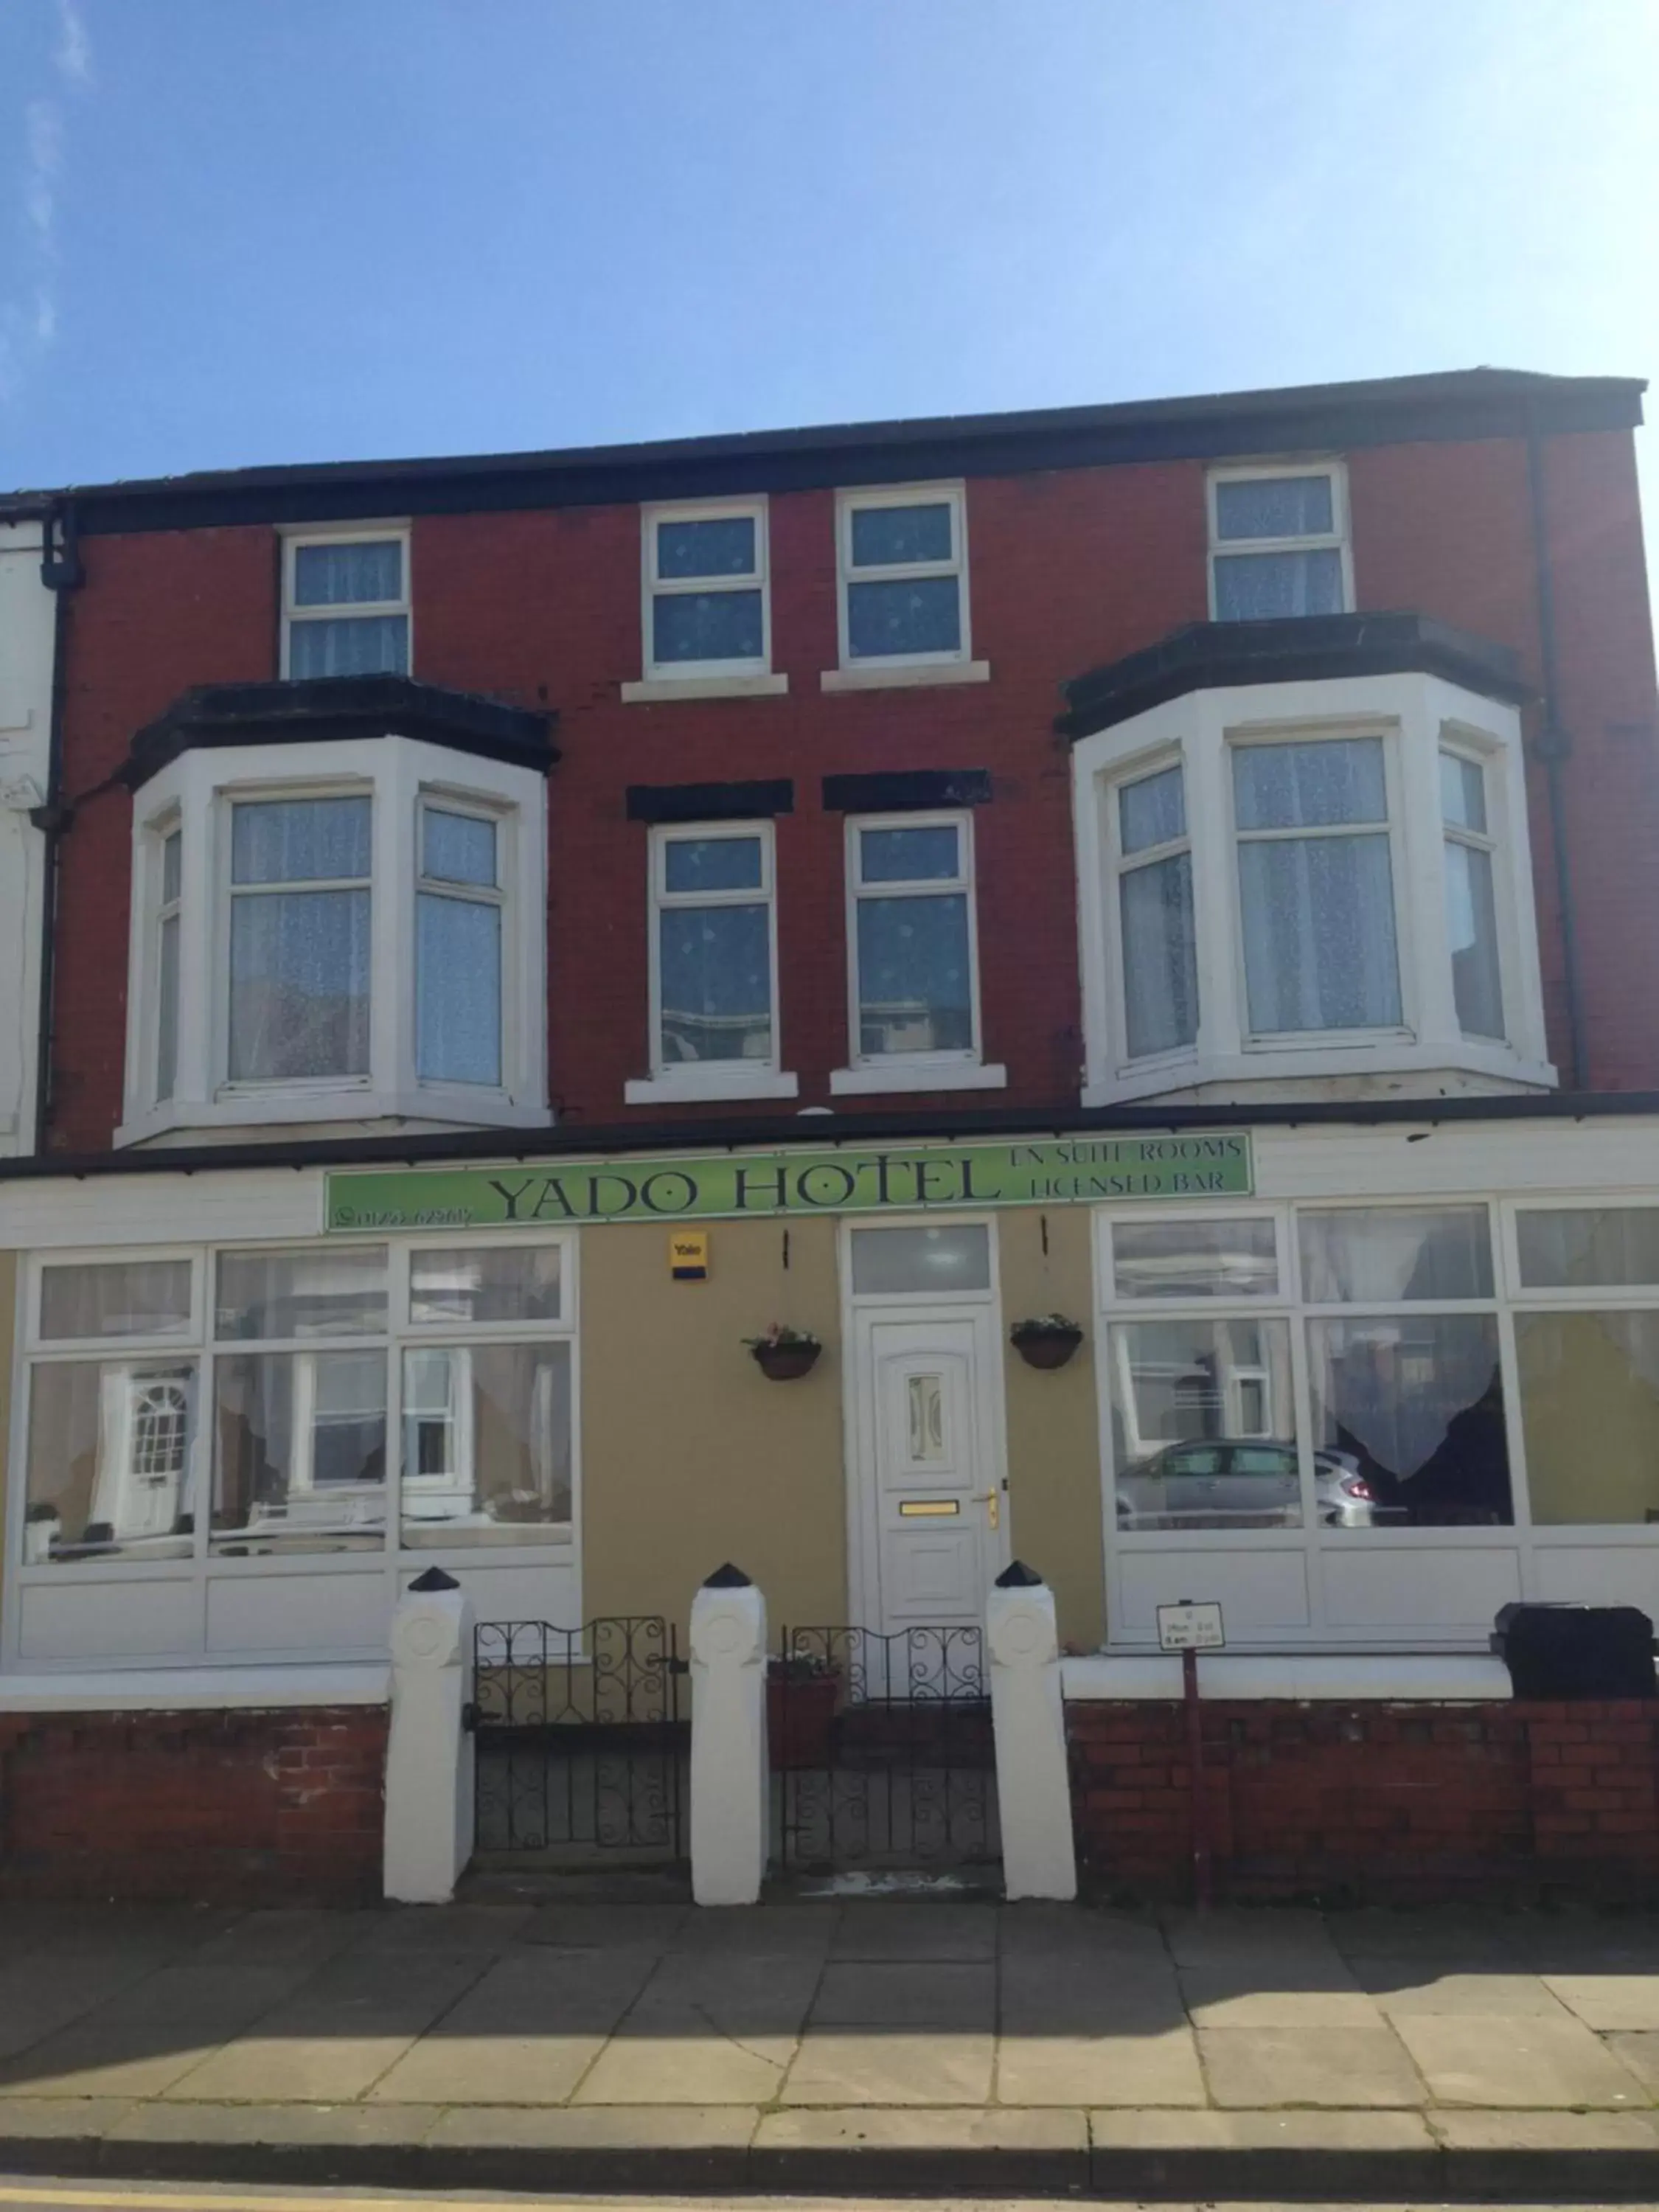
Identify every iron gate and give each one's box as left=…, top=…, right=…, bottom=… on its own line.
left=470, top=1615, right=686, bottom=1860
left=773, top=1624, right=1000, bottom=1873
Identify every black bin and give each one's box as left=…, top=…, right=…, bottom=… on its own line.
left=1490, top=1602, right=1657, bottom=1700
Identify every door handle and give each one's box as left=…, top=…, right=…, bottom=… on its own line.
left=973, top=1489, right=1000, bottom=1530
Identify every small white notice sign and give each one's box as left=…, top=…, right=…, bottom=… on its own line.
left=1157, top=1601, right=1225, bottom=1652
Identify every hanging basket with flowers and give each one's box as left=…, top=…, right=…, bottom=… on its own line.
left=742, top=1323, right=824, bottom=1381
left=1009, top=1312, right=1085, bottom=1370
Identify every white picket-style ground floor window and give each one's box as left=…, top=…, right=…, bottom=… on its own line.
left=1096, top=1195, right=1659, bottom=1648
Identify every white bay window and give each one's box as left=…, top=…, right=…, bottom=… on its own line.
left=12, top=1236, right=577, bottom=1666
left=121, top=735, right=547, bottom=1142
left=1074, top=668, right=1551, bottom=1105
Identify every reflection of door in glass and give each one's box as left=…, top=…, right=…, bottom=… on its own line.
left=92, top=1365, right=191, bottom=1543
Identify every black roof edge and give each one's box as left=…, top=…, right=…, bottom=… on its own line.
left=1057, top=612, right=1533, bottom=741
left=124, top=674, right=557, bottom=790
left=3, top=369, right=1644, bottom=538
left=5, top=1086, right=1658, bottom=1186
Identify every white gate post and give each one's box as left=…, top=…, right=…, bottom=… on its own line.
left=987, top=1562, right=1078, bottom=1902
left=383, top=1567, right=475, bottom=1905
left=689, top=1564, right=768, bottom=1907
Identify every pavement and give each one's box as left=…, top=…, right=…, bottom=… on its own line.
left=3, top=1894, right=1659, bottom=2196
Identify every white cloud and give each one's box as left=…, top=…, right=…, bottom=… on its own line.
left=55, top=1, right=91, bottom=86
left=4, top=2, right=91, bottom=405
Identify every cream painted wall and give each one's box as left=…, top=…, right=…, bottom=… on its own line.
left=580, top=1218, right=848, bottom=1640
left=996, top=1208, right=1106, bottom=1651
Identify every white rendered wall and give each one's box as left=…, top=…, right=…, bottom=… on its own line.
left=0, top=521, right=53, bottom=1157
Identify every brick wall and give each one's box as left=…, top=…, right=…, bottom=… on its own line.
left=0, top=1705, right=387, bottom=1903
left=1068, top=1697, right=1659, bottom=1905
left=41, top=427, right=1659, bottom=1150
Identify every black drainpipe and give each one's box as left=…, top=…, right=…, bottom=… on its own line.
left=1525, top=405, right=1587, bottom=1092
left=28, top=500, right=83, bottom=1155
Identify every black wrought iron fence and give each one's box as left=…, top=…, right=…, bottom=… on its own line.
left=470, top=1615, right=686, bottom=1860
left=773, top=1622, right=1000, bottom=1872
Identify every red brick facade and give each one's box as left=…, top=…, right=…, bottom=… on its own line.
left=1068, top=1697, right=1659, bottom=1905
left=38, top=414, right=1659, bottom=1153
left=0, top=1705, right=387, bottom=1903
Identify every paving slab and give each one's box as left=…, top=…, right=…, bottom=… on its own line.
left=0, top=2098, right=135, bottom=2140
left=1178, top=1967, right=1380, bottom=2028
left=1346, top=1958, right=1570, bottom=2015
left=1324, top=1907, right=1530, bottom=1964
left=0, top=1950, right=191, bottom=2065
left=1605, top=2028, right=1659, bottom=2096
left=1431, top=2105, right=1659, bottom=2151
left=831, top=1901, right=996, bottom=1961
left=573, top=2031, right=793, bottom=2105
left=108, top=2101, right=445, bottom=2147
left=521, top=1902, right=689, bottom=1950
left=352, top=1904, right=534, bottom=1952
left=999, top=1949, right=1186, bottom=2034
left=997, top=2027, right=1206, bottom=2107
left=668, top=1903, right=839, bottom=1954
left=164, top=1947, right=490, bottom=2103
left=782, top=2029, right=997, bottom=2104
left=1392, top=2007, right=1649, bottom=2107
left=187, top=1910, right=368, bottom=1975
left=1197, top=2021, right=1427, bottom=2107
left=366, top=1944, right=658, bottom=2104
left=998, top=1903, right=1167, bottom=1959
left=813, top=1961, right=993, bottom=2028
left=0, top=1961, right=310, bottom=2098
left=1543, top=1970, right=1659, bottom=2030
left=572, top=1947, right=823, bottom=2105
left=428, top=2102, right=759, bottom=2149
left=1161, top=1905, right=1340, bottom=1966
left=754, top=2104, right=1088, bottom=2190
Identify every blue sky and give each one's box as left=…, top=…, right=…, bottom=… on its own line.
left=1, top=0, right=1655, bottom=571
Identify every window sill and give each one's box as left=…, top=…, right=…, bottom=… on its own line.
left=820, top=661, right=990, bottom=694
left=829, top=1061, right=1007, bottom=1096
left=621, top=673, right=789, bottom=703
left=116, top=1088, right=554, bottom=1147
left=1082, top=1038, right=1558, bottom=1108
left=624, top=1068, right=800, bottom=1105
left=1062, top=1652, right=1512, bottom=1702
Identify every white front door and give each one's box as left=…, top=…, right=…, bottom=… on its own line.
left=853, top=1312, right=1006, bottom=1633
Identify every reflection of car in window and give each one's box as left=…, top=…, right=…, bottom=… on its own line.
left=1115, top=1438, right=1387, bottom=1529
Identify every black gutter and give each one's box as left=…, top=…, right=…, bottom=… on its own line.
left=27, top=501, right=83, bottom=1155
left=2, top=1086, right=1658, bottom=1186
left=1, top=369, right=1644, bottom=538
left=1526, top=405, right=1588, bottom=1092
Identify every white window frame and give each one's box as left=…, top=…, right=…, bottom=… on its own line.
left=1106, top=751, right=1197, bottom=1070
left=1227, top=725, right=1412, bottom=1049
left=626, top=820, right=797, bottom=1105
left=7, top=1232, right=580, bottom=1670
left=1439, top=735, right=1510, bottom=1044
left=824, top=481, right=989, bottom=692
left=1071, top=672, right=1554, bottom=1108
left=1206, top=461, right=1353, bottom=622
left=831, top=810, right=1006, bottom=1096
left=153, top=814, right=183, bottom=1106
left=119, top=735, right=549, bottom=1145
left=279, top=523, right=411, bottom=681
left=414, top=794, right=510, bottom=1089
left=630, top=500, right=776, bottom=697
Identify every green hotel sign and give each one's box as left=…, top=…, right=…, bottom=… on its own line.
left=325, top=1132, right=1252, bottom=1233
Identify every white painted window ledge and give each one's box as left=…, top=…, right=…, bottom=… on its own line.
left=829, top=1062, right=1006, bottom=1096
left=0, top=1664, right=392, bottom=1712
left=821, top=661, right=990, bottom=693
left=621, top=673, right=790, bottom=704
left=625, top=1069, right=800, bottom=1105
left=1062, top=1652, right=1516, bottom=1702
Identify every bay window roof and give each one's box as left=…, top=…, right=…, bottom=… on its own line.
left=1056, top=613, right=1533, bottom=743
left=124, top=674, right=556, bottom=791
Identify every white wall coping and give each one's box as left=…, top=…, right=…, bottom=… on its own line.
left=1062, top=1652, right=1514, bottom=1702
left=0, top=1664, right=391, bottom=1713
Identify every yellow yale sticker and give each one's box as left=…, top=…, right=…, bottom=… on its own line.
left=669, top=1228, right=710, bottom=1281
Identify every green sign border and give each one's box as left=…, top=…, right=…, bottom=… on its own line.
left=325, top=1133, right=1253, bottom=1233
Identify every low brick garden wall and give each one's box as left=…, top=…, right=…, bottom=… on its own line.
left=1067, top=1699, right=1659, bottom=1905
left=0, top=1705, right=389, bottom=1903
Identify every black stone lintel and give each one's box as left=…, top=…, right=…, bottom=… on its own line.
left=1055, top=613, right=1534, bottom=742
left=627, top=780, right=793, bottom=825
left=125, top=674, right=558, bottom=790
left=822, top=769, right=993, bottom=814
